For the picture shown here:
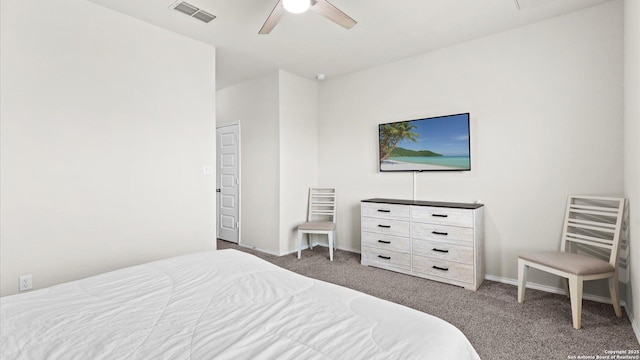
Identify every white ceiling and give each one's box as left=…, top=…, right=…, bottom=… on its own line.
left=87, top=0, right=614, bottom=89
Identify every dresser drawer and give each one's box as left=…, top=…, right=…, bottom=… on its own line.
left=362, top=247, right=411, bottom=272
left=411, top=222, right=474, bottom=244
left=362, top=232, right=410, bottom=253
left=361, top=217, right=410, bottom=237
left=411, top=206, right=473, bottom=228
left=360, top=199, right=483, bottom=291
left=362, top=202, right=410, bottom=220
left=412, top=239, right=473, bottom=264
left=412, top=255, right=474, bottom=283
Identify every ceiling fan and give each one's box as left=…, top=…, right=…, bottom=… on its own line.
left=259, top=0, right=357, bottom=34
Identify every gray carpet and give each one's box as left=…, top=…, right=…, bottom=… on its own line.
left=217, top=240, right=639, bottom=359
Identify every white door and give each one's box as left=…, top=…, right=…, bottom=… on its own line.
left=216, top=123, right=240, bottom=243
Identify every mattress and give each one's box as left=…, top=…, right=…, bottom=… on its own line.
left=1, top=249, right=480, bottom=360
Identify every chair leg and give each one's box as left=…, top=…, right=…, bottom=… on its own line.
left=609, top=275, right=622, bottom=317
left=333, top=229, right=337, bottom=250
left=297, top=231, right=303, bottom=259
left=308, top=234, right=313, bottom=250
left=328, top=232, right=334, bottom=261
left=568, top=275, right=583, bottom=329
left=517, top=258, right=527, bottom=303
left=562, top=278, right=570, bottom=298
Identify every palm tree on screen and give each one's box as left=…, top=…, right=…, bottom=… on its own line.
left=379, top=122, right=419, bottom=161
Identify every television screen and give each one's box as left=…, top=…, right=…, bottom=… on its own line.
left=379, top=113, right=471, bottom=172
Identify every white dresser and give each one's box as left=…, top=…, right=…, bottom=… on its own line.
left=361, top=198, right=484, bottom=291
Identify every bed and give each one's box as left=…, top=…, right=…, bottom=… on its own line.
left=1, top=249, right=480, bottom=359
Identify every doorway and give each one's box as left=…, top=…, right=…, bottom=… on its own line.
left=216, top=123, right=240, bottom=243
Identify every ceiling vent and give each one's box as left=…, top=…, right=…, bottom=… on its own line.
left=171, top=1, right=216, bottom=23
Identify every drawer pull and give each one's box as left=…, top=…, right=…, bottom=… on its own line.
left=433, top=265, right=449, bottom=271
left=432, top=214, right=448, bottom=218
left=432, top=231, right=448, bottom=236
left=378, top=224, right=391, bottom=228
left=378, top=255, right=391, bottom=260
left=432, top=248, right=449, bottom=253
left=378, top=240, right=391, bottom=244
left=377, top=209, right=391, bottom=213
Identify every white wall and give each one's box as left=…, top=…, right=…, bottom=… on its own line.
left=217, top=72, right=281, bottom=254
left=0, top=0, right=217, bottom=296
left=217, top=71, right=318, bottom=255
left=278, top=71, right=319, bottom=253
left=624, top=0, right=640, bottom=328
left=317, top=1, right=624, bottom=293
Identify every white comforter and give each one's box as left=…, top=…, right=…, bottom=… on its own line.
left=1, top=249, right=480, bottom=360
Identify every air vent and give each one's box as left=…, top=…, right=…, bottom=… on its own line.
left=171, top=1, right=216, bottom=23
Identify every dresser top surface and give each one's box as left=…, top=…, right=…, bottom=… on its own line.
left=362, top=198, right=484, bottom=209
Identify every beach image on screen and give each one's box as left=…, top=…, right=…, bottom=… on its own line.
left=379, top=114, right=470, bottom=171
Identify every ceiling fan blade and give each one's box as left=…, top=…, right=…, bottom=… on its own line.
left=310, top=0, right=357, bottom=30
left=259, top=0, right=285, bottom=34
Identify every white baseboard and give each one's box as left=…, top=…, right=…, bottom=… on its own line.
left=630, top=310, right=640, bottom=345
left=235, top=242, right=282, bottom=256
left=239, top=242, right=336, bottom=257
left=485, top=274, right=640, bottom=343
left=284, top=242, right=342, bottom=257
left=234, top=241, right=338, bottom=258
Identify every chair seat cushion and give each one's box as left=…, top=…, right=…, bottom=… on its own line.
left=519, top=251, right=614, bottom=275
left=298, top=221, right=336, bottom=231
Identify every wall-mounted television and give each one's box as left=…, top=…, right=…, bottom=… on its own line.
left=379, top=113, right=471, bottom=172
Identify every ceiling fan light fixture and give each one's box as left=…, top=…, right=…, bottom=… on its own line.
left=282, top=0, right=311, bottom=14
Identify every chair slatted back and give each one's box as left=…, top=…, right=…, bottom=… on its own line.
left=561, top=195, right=626, bottom=266
left=307, top=188, right=336, bottom=223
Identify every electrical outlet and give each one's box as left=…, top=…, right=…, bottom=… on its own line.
left=19, top=275, right=32, bottom=292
